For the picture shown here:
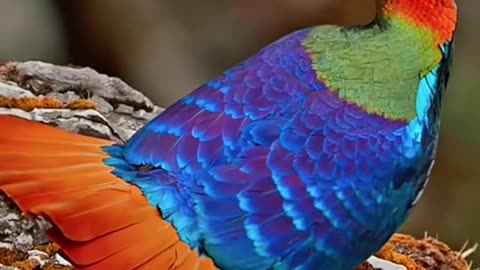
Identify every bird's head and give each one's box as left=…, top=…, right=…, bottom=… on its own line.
left=378, top=0, right=457, bottom=45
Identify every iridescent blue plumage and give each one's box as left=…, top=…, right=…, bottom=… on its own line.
left=103, top=23, right=454, bottom=270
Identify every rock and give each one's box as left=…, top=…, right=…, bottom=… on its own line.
left=0, top=197, right=50, bottom=253
left=0, top=61, right=163, bottom=144
left=0, top=82, right=34, bottom=98
left=13, top=61, right=156, bottom=112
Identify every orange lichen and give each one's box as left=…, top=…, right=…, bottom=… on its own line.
left=0, top=97, right=96, bottom=111
left=375, top=233, right=473, bottom=270
left=65, top=99, right=97, bottom=110
left=353, top=233, right=474, bottom=270
left=35, top=244, right=61, bottom=257
left=376, top=240, right=425, bottom=270
left=0, top=97, right=63, bottom=111
left=11, top=259, right=40, bottom=270
left=0, top=247, right=28, bottom=266
left=42, top=265, right=74, bottom=270
left=0, top=245, right=72, bottom=270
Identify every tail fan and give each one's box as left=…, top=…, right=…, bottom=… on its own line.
left=0, top=115, right=217, bottom=270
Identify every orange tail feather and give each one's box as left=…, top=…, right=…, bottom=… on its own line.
left=0, top=115, right=217, bottom=270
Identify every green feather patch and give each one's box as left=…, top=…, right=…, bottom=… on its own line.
left=305, top=16, right=442, bottom=121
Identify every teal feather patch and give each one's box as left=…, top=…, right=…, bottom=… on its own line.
left=416, top=43, right=452, bottom=122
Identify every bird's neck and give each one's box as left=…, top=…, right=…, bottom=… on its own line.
left=304, top=17, right=443, bottom=122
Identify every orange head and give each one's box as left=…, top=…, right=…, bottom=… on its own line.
left=380, top=0, right=458, bottom=44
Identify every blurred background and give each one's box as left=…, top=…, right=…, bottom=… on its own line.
left=0, top=0, right=478, bottom=263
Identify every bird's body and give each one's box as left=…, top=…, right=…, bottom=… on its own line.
left=0, top=0, right=457, bottom=269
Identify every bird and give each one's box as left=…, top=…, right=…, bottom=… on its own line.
left=0, top=0, right=457, bottom=269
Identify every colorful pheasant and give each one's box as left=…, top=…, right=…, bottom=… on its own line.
left=0, top=0, right=457, bottom=269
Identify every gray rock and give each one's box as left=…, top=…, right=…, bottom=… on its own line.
left=14, top=61, right=156, bottom=113
left=45, top=90, right=81, bottom=104
left=0, top=196, right=50, bottom=251
left=0, top=82, right=34, bottom=98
